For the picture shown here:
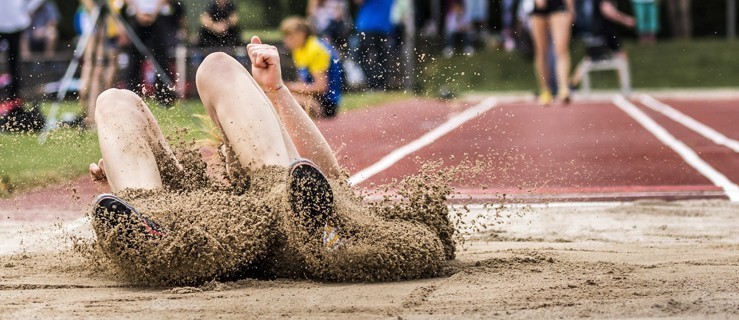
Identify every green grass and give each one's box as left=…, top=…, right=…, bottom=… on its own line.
left=0, top=129, right=100, bottom=195
left=419, top=39, right=739, bottom=94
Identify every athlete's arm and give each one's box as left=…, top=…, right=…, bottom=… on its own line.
left=600, top=0, right=635, bottom=28
left=246, top=36, right=341, bottom=178
left=286, top=70, right=329, bottom=95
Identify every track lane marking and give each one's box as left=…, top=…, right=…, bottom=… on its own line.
left=613, top=95, right=739, bottom=202
left=639, top=94, right=739, bottom=153
left=348, top=97, right=498, bottom=185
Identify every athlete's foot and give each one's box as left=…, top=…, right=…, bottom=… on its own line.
left=93, top=194, right=166, bottom=239
left=288, top=159, right=341, bottom=250
left=558, top=88, right=571, bottom=105
left=538, top=90, right=553, bottom=106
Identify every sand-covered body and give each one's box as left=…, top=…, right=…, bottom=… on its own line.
left=86, top=147, right=455, bottom=285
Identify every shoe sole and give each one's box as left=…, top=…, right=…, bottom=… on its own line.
left=93, top=194, right=166, bottom=237
left=287, top=160, right=336, bottom=236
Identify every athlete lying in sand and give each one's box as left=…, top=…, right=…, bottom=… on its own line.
left=86, top=36, right=454, bottom=285
left=89, top=35, right=341, bottom=244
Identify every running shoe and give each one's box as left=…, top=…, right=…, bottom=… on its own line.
left=93, top=193, right=166, bottom=238
left=538, top=90, right=554, bottom=106
left=558, top=87, right=572, bottom=105
left=287, top=159, right=341, bottom=250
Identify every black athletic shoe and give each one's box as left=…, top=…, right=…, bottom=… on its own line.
left=287, top=159, right=340, bottom=249
left=93, top=194, right=166, bottom=238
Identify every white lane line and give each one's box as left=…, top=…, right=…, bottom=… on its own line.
left=348, top=97, right=498, bottom=185
left=613, top=95, right=739, bottom=202
left=639, top=94, right=739, bottom=153
left=452, top=201, right=632, bottom=210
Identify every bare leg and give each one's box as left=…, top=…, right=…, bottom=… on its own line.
left=549, top=12, right=572, bottom=100
left=570, top=57, right=591, bottom=87
left=529, top=15, right=551, bottom=97
left=102, top=45, right=118, bottom=90
left=95, top=88, right=181, bottom=192
left=87, top=32, right=106, bottom=127
left=79, top=35, right=96, bottom=124
left=196, top=52, right=299, bottom=172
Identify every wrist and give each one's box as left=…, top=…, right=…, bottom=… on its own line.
left=264, top=83, right=285, bottom=95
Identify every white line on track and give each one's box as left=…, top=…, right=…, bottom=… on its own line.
left=613, top=95, right=739, bottom=202
left=348, top=97, right=498, bottom=185
left=639, top=94, right=739, bottom=153
left=451, top=201, right=633, bottom=211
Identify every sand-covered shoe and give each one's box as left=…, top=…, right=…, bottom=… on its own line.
left=93, top=193, right=166, bottom=238
left=288, top=159, right=341, bottom=250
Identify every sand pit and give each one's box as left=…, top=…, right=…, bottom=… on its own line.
left=2, top=199, right=738, bottom=318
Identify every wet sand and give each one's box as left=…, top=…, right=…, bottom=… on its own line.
left=2, top=200, right=738, bottom=318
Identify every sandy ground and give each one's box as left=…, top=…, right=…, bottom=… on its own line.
left=1, top=200, right=738, bottom=319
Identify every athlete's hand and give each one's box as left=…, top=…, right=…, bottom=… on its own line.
left=246, top=36, right=284, bottom=93
left=89, top=159, right=106, bottom=182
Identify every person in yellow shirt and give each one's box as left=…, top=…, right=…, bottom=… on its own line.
left=280, top=16, right=343, bottom=118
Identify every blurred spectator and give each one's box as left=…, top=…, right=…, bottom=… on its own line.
left=0, top=0, right=41, bottom=116
left=464, top=0, right=489, bottom=47
left=20, top=0, right=60, bottom=59
left=571, top=0, right=635, bottom=86
left=307, top=0, right=351, bottom=52
left=162, top=0, right=186, bottom=47
left=529, top=0, right=574, bottom=106
left=78, top=0, right=127, bottom=127
left=631, top=0, right=659, bottom=43
left=442, top=0, right=473, bottom=58
left=280, top=16, right=343, bottom=118
left=198, top=0, right=240, bottom=47
left=124, top=0, right=177, bottom=106
left=353, top=0, right=394, bottom=90
left=390, top=0, right=410, bottom=50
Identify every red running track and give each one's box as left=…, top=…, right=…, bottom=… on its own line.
left=319, top=96, right=737, bottom=202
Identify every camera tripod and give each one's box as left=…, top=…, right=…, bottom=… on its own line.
left=39, top=1, right=174, bottom=143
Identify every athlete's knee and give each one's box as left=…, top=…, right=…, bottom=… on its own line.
left=197, top=52, right=239, bottom=81
left=95, top=89, right=145, bottom=124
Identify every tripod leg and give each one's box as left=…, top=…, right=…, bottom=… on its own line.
left=39, top=6, right=103, bottom=143
left=111, top=14, right=174, bottom=89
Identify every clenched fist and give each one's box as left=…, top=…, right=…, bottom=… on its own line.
left=246, top=36, right=284, bottom=93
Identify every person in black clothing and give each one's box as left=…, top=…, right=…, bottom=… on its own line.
left=570, top=0, right=635, bottom=87
left=124, top=0, right=179, bottom=106
left=198, top=0, right=241, bottom=47
left=0, top=0, right=47, bottom=132
left=589, top=0, right=634, bottom=57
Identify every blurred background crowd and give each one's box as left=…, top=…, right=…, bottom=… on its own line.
left=0, top=0, right=737, bottom=129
